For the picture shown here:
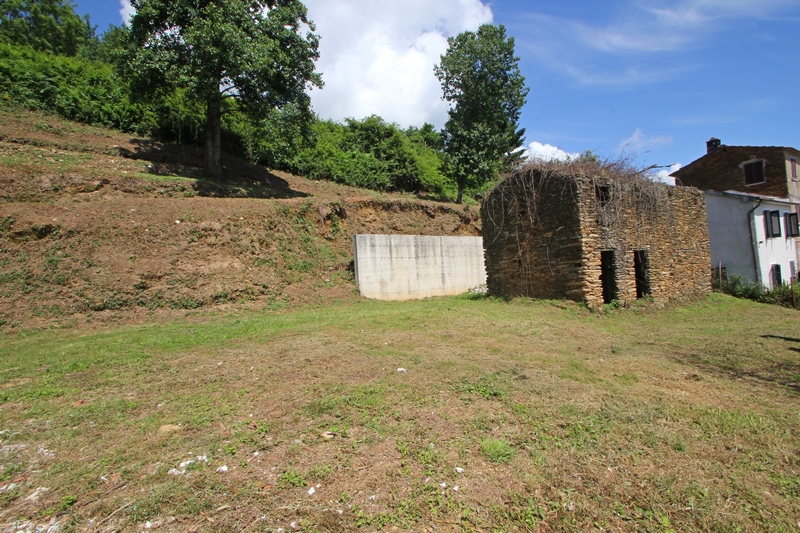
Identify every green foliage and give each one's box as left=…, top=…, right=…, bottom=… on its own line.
left=278, top=469, right=306, bottom=488
left=0, top=43, right=155, bottom=132
left=0, top=0, right=96, bottom=56
left=481, top=438, right=515, bottom=462
left=296, top=117, right=451, bottom=195
left=715, top=274, right=799, bottom=309
left=435, top=24, right=529, bottom=203
left=223, top=102, right=314, bottom=169
left=129, top=0, right=322, bottom=179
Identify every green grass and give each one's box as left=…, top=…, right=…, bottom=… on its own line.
left=481, top=438, right=515, bottom=462
left=1, top=294, right=799, bottom=531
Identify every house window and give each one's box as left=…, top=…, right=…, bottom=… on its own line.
left=790, top=261, right=797, bottom=282
left=770, top=264, right=782, bottom=288
left=791, top=157, right=798, bottom=181
left=765, top=210, right=782, bottom=238
left=786, top=212, right=800, bottom=238
left=742, top=160, right=765, bottom=185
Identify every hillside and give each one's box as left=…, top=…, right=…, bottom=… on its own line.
left=0, top=107, right=481, bottom=330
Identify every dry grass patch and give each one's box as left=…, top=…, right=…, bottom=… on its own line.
left=1, top=294, right=799, bottom=531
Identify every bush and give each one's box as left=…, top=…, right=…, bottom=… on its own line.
left=0, top=43, right=155, bottom=133
left=716, top=274, right=799, bottom=309
left=294, top=117, right=452, bottom=195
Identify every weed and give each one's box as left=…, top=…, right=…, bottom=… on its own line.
left=278, top=469, right=306, bottom=489
left=481, top=438, right=515, bottom=463
left=457, top=373, right=507, bottom=400
left=223, top=444, right=237, bottom=456
left=0, top=216, right=14, bottom=232
left=496, top=493, right=546, bottom=529
left=60, top=495, right=78, bottom=511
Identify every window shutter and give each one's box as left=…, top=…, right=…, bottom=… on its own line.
left=765, top=210, right=782, bottom=238
left=786, top=212, right=800, bottom=237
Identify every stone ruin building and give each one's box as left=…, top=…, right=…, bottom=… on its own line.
left=481, top=161, right=711, bottom=308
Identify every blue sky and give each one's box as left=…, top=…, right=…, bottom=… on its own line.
left=73, top=0, right=800, bottom=181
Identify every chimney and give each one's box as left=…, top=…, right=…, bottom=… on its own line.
left=706, top=137, right=721, bottom=154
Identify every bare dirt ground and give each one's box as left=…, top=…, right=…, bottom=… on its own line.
left=2, top=107, right=800, bottom=533
left=0, top=106, right=481, bottom=331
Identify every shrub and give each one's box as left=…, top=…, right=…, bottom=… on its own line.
left=717, top=274, right=799, bottom=309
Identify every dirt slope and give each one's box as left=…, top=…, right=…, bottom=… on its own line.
left=0, top=107, right=481, bottom=330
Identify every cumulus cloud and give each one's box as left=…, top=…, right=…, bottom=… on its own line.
left=524, top=142, right=579, bottom=162
left=618, top=128, right=672, bottom=153
left=304, top=0, right=493, bottom=128
left=116, top=0, right=493, bottom=128
left=650, top=163, right=682, bottom=186
left=119, top=1, right=134, bottom=25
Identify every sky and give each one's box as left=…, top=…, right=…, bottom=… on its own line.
left=73, top=0, right=800, bottom=183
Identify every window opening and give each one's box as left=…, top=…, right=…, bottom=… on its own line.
left=786, top=212, right=799, bottom=237
left=770, top=264, right=782, bottom=288
left=791, top=157, right=797, bottom=181
left=633, top=250, right=651, bottom=299
left=765, top=210, right=782, bottom=238
left=600, top=250, right=618, bottom=304
left=743, top=160, right=765, bottom=185
left=790, top=261, right=796, bottom=282
left=595, top=185, right=610, bottom=207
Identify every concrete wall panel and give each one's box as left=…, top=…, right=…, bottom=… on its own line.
left=353, top=234, right=487, bottom=301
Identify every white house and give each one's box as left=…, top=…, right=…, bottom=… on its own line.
left=705, top=190, right=799, bottom=288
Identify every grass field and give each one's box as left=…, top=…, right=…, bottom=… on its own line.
left=1, top=294, right=800, bottom=532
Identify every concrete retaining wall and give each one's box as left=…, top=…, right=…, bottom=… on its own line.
left=353, top=234, right=487, bottom=301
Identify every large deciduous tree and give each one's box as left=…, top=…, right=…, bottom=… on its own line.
left=129, top=0, right=322, bottom=180
left=434, top=24, right=528, bottom=204
left=0, top=0, right=95, bottom=56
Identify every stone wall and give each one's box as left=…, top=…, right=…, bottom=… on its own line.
left=577, top=177, right=711, bottom=307
left=482, top=168, right=711, bottom=308
left=673, top=146, right=789, bottom=198
left=482, top=172, right=583, bottom=299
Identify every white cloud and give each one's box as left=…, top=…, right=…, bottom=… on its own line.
left=514, top=0, right=798, bottom=86
left=119, top=1, right=134, bottom=25
left=618, top=128, right=672, bottom=153
left=650, top=163, right=682, bottom=186
left=304, top=0, right=493, bottom=128
left=524, top=142, right=579, bottom=162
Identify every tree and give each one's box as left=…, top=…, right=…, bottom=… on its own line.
left=0, top=0, right=96, bottom=56
left=434, top=24, right=528, bottom=203
left=129, top=0, right=322, bottom=180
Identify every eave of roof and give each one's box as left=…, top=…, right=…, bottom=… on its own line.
left=705, top=189, right=799, bottom=205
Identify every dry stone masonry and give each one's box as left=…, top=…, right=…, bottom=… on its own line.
left=481, top=164, right=711, bottom=308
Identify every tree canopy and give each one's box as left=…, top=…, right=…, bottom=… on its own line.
left=129, top=0, right=322, bottom=180
left=434, top=23, right=528, bottom=203
left=0, top=0, right=95, bottom=56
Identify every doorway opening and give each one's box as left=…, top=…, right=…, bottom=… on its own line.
left=600, top=250, right=618, bottom=304
left=634, top=250, right=651, bottom=298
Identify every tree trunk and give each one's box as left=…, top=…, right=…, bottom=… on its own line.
left=456, top=183, right=464, bottom=204
left=205, top=95, right=222, bottom=181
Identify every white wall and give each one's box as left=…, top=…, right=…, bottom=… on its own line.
left=752, top=205, right=798, bottom=287
left=706, top=194, right=759, bottom=282
left=706, top=192, right=798, bottom=287
left=353, top=234, right=487, bottom=301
